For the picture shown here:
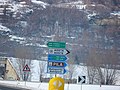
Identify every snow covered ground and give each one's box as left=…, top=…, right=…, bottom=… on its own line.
left=0, top=80, right=120, bottom=90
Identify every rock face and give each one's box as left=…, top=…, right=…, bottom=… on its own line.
left=92, top=17, right=120, bottom=26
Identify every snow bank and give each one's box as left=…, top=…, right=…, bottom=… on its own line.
left=0, top=25, right=11, bottom=32
left=0, top=80, right=120, bottom=90
left=31, top=0, right=49, bottom=8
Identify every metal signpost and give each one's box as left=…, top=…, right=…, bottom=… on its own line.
left=47, top=41, right=70, bottom=75
left=47, top=41, right=70, bottom=90
left=23, top=64, right=30, bottom=86
left=78, top=76, right=86, bottom=90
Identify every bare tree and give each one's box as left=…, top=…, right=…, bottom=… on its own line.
left=96, top=65, right=118, bottom=85
left=15, top=47, right=32, bottom=81
left=86, top=48, right=120, bottom=85
left=67, top=59, right=76, bottom=81
left=38, top=61, right=46, bottom=82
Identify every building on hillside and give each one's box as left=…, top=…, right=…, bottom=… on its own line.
left=0, top=57, right=20, bottom=80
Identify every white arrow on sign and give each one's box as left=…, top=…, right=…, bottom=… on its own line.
left=49, top=49, right=70, bottom=55
left=78, top=76, right=86, bottom=84
left=53, top=80, right=62, bottom=88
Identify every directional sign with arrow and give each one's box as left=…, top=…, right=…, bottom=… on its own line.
left=49, top=49, right=70, bottom=55
left=48, top=61, right=67, bottom=68
left=47, top=41, right=69, bottom=75
left=48, top=54, right=67, bottom=61
left=78, top=76, right=86, bottom=84
left=47, top=67, right=67, bottom=74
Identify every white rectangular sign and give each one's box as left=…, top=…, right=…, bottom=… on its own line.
left=49, top=49, right=70, bottom=55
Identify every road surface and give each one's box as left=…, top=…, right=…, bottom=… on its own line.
left=0, top=84, right=30, bottom=90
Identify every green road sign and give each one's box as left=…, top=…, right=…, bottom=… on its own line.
left=47, top=42, right=66, bottom=48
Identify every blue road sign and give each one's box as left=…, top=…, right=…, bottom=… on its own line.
left=48, top=61, right=67, bottom=68
left=47, top=67, right=67, bottom=74
left=48, top=54, right=67, bottom=61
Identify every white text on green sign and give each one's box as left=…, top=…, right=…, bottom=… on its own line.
left=47, top=42, right=66, bottom=48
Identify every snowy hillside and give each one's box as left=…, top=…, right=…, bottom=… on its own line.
left=0, top=0, right=119, bottom=59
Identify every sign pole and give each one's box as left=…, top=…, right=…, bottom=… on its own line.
left=25, top=80, right=26, bottom=86
left=24, top=72, right=26, bottom=86
left=80, top=84, right=82, bottom=90
left=67, top=82, right=69, bottom=90
left=78, top=76, right=86, bottom=90
left=23, top=64, right=30, bottom=86
left=38, top=81, right=42, bottom=88
left=55, top=74, right=57, bottom=77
